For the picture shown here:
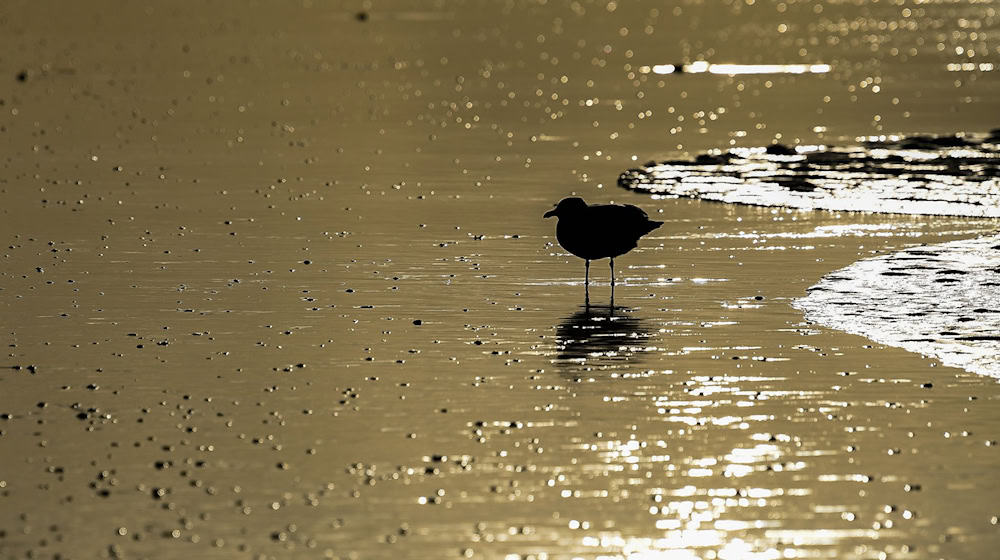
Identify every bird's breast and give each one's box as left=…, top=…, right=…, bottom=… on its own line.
left=556, top=218, right=636, bottom=260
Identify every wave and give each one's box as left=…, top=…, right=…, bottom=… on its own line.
left=618, top=133, right=1000, bottom=218
left=793, top=234, right=1000, bottom=379
left=620, top=133, right=1000, bottom=377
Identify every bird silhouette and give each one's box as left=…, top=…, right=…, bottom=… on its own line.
left=544, top=197, right=662, bottom=306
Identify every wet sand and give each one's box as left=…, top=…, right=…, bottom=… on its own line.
left=2, top=2, right=1000, bottom=559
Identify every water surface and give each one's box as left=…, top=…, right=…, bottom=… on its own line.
left=1, top=1, right=1000, bottom=559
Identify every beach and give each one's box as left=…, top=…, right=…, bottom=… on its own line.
left=1, top=1, right=999, bottom=558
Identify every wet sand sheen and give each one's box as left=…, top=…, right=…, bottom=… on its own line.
left=5, top=193, right=999, bottom=558
left=1, top=1, right=1000, bottom=559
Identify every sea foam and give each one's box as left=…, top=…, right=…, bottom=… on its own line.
left=621, top=134, right=1000, bottom=377
left=793, top=234, right=1000, bottom=378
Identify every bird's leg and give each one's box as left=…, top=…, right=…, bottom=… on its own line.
left=584, top=259, right=590, bottom=307
left=609, top=257, right=615, bottom=307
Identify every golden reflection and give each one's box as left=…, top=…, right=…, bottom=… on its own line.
left=946, top=62, right=994, bottom=72
left=640, top=62, right=831, bottom=75
left=566, top=366, right=841, bottom=559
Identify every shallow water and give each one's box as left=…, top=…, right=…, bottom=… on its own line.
left=2, top=1, right=1000, bottom=559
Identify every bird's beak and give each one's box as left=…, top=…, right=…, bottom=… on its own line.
left=543, top=208, right=556, bottom=218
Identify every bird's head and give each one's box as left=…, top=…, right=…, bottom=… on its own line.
left=544, top=197, right=587, bottom=218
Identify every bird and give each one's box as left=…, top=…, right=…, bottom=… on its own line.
left=544, top=197, right=662, bottom=306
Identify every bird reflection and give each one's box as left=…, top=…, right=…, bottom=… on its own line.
left=554, top=306, right=654, bottom=374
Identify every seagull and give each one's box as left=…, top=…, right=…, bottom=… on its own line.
left=544, top=197, right=662, bottom=306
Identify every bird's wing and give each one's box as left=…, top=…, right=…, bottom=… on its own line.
left=590, top=204, right=649, bottom=224
left=588, top=204, right=661, bottom=238
left=587, top=204, right=648, bottom=223
left=622, top=204, right=650, bottom=220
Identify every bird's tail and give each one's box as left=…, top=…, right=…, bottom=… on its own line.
left=645, top=220, right=664, bottom=234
